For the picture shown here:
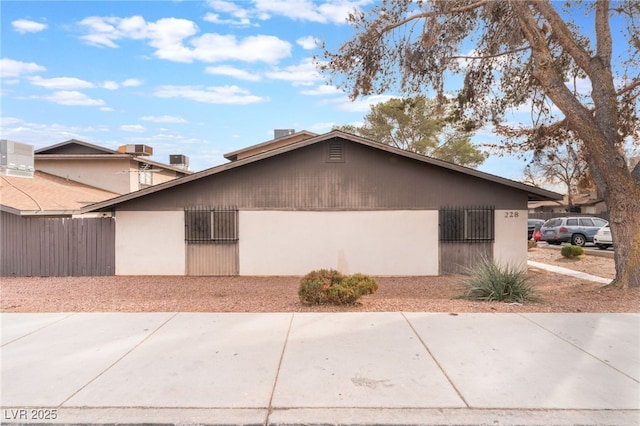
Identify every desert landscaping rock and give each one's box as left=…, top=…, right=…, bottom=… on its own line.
left=1, top=248, right=637, bottom=313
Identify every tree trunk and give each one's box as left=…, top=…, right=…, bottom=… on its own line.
left=603, top=177, right=640, bottom=289
left=509, top=1, right=640, bottom=288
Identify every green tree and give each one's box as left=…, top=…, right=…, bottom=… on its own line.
left=322, top=1, right=640, bottom=288
left=336, top=96, right=487, bottom=167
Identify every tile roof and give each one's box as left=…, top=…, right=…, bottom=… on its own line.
left=0, top=171, right=118, bottom=215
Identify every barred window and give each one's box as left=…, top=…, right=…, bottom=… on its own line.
left=185, top=207, right=238, bottom=243
left=439, top=207, right=494, bottom=242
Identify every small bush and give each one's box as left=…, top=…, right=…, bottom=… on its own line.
left=298, top=270, right=378, bottom=305
left=527, top=240, right=537, bottom=250
left=460, top=257, right=540, bottom=303
left=561, top=245, right=584, bottom=258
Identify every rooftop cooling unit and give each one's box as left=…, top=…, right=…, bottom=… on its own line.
left=118, top=144, right=153, bottom=156
left=274, top=129, right=295, bottom=139
left=169, top=154, right=189, bottom=170
left=0, top=140, right=35, bottom=177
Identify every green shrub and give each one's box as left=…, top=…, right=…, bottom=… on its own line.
left=460, top=257, right=540, bottom=303
left=561, top=245, right=584, bottom=258
left=298, top=270, right=378, bottom=305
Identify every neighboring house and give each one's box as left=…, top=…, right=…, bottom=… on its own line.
left=83, top=130, right=562, bottom=277
left=34, top=139, right=191, bottom=195
left=529, top=190, right=607, bottom=216
left=1, top=168, right=118, bottom=276
left=0, top=170, right=118, bottom=216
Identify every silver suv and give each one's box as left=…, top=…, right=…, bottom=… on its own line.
left=540, top=216, right=608, bottom=246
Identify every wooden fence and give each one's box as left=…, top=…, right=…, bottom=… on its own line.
left=1, top=211, right=115, bottom=277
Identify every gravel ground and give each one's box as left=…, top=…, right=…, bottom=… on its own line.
left=1, top=246, right=637, bottom=313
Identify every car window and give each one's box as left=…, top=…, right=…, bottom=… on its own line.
left=544, top=219, right=561, bottom=227
left=579, top=218, right=594, bottom=226
left=566, top=219, right=578, bottom=226
left=594, top=218, right=608, bottom=227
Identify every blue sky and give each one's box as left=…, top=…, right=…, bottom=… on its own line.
left=2, top=1, right=630, bottom=185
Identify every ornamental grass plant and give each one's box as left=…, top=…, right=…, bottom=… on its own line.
left=460, top=257, right=541, bottom=303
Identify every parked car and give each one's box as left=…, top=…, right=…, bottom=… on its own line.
left=528, top=219, right=545, bottom=240
left=593, top=224, right=613, bottom=249
left=540, top=216, right=608, bottom=246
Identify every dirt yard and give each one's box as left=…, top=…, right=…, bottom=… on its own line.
left=1, top=245, right=637, bottom=313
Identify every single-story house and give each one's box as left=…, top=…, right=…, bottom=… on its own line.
left=83, top=130, right=562, bottom=276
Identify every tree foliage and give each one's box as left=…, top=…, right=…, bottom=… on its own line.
left=322, top=0, right=640, bottom=288
left=335, top=96, right=487, bottom=167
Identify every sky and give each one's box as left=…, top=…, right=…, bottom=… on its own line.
left=1, top=1, right=632, bottom=186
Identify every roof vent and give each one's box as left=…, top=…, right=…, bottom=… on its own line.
left=326, top=140, right=345, bottom=163
left=274, top=129, right=295, bottom=139
left=118, top=144, right=153, bottom=156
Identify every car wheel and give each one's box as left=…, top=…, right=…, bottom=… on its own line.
left=571, top=234, right=586, bottom=246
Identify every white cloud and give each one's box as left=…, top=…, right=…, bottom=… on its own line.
left=0, top=58, right=46, bottom=78
left=120, top=124, right=146, bottom=132
left=29, top=76, right=95, bottom=90
left=42, top=91, right=106, bottom=106
left=308, top=122, right=336, bottom=132
left=122, top=78, right=144, bottom=87
left=100, top=107, right=115, bottom=112
left=252, top=0, right=366, bottom=24
left=77, top=15, right=291, bottom=64
left=296, top=36, right=320, bottom=50
left=12, top=19, right=48, bottom=34
left=321, top=94, right=395, bottom=112
left=154, top=85, right=268, bottom=105
left=102, top=81, right=120, bottom=90
left=139, top=115, right=188, bottom=123
left=299, top=84, right=342, bottom=96
left=204, top=65, right=261, bottom=81
left=0, top=116, right=110, bottom=146
left=204, top=1, right=252, bottom=26
left=265, top=58, right=322, bottom=86
left=189, top=34, right=291, bottom=64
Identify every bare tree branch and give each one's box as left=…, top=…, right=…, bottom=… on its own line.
left=381, top=0, right=491, bottom=34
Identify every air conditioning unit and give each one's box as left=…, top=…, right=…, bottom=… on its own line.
left=118, top=144, right=153, bottom=156
left=274, top=129, right=295, bottom=139
left=0, top=140, right=35, bottom=177
left=169, top=154, right=189, bottom=170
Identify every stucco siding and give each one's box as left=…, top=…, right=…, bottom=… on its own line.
left=239, top=210, right=439, bottom=276
left=115, top=211, right=185, bottom=275
left=36, top=159, right=135, bottom=194
left=494, top=209, right=528, bottom=269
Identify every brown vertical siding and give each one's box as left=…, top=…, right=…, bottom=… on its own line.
left=439, top=242, right=493, bottom=275
left=186, top=243, right=238, bottom=276
left=116, top=140, right=527, bottom=212
left=0, top=211, right=115, bottom=277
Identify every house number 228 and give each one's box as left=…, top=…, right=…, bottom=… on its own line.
left=504, top=211, right=519, bottom=218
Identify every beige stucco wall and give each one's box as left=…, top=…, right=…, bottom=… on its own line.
left=36, top=159, right=136, bottom=194
left=239, top=210, right=439, bottom=276
left=115, top=210, right=185, bottom=275
left=494, top=209, right=528, bottom=269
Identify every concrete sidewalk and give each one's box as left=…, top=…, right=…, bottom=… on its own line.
left=1, top=312, right=639, bottom=425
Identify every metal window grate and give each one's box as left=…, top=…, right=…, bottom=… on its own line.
left=439, top=206, right=494, bottom=242
left=185, top=207, right=238, bottom=244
